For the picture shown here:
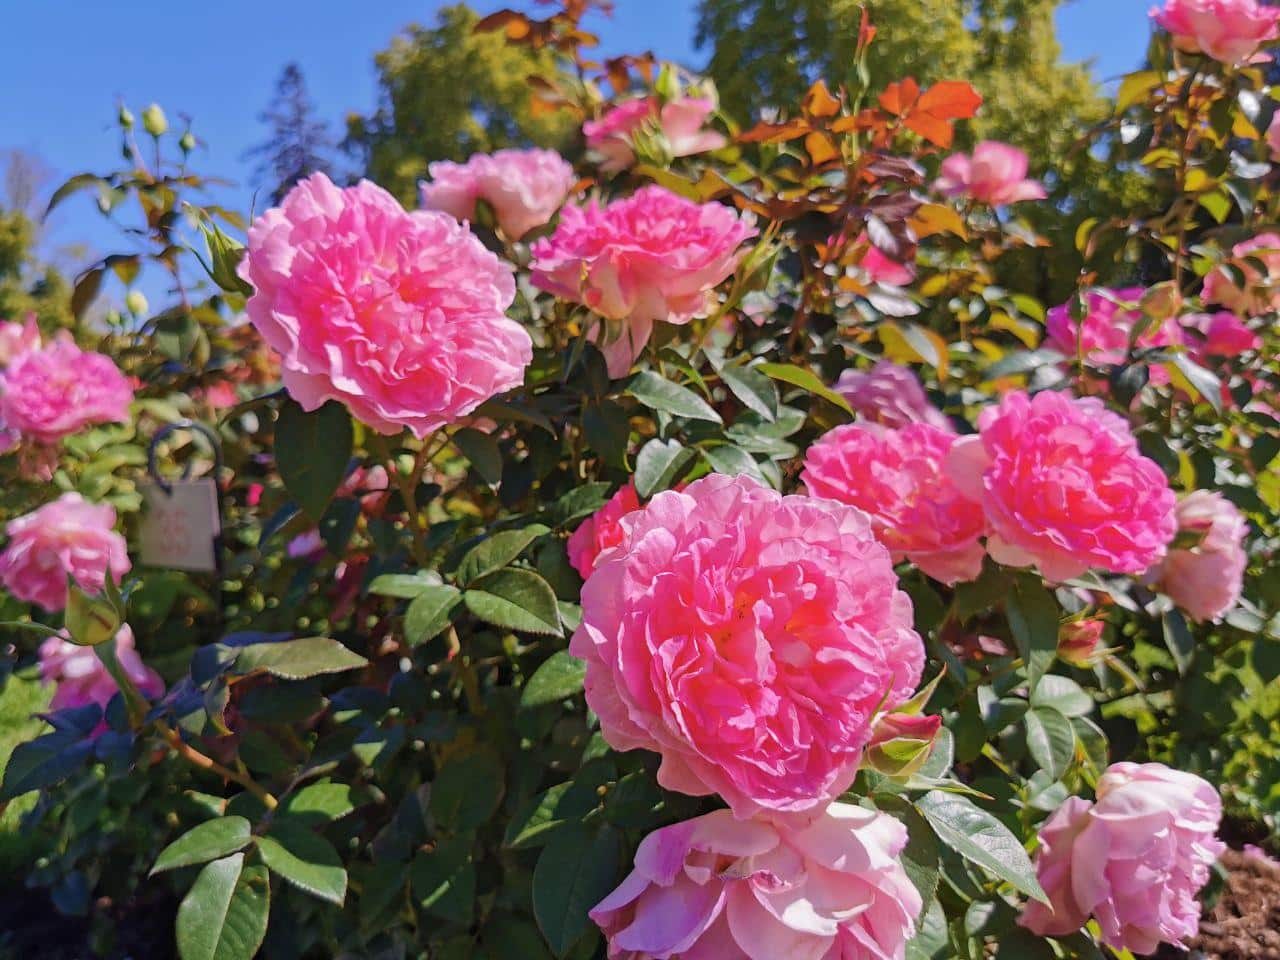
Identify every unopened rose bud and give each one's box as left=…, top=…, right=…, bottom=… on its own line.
left=1058, top=618, right=1105, bottom=668
left=125, top=290, right=149, bottom=316
left=179, top=131, right=196, bottom=153
left=118, top=105, right=134, bottom=129
left=654, top=62, right=682, bottom=102
left=142, top=103, right=168, bottom=137
left=865, top=712, right=943, bottom=779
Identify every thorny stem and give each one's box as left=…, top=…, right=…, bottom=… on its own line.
left=157, top=721, right=278, bottom=811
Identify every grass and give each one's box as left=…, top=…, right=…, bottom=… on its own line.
left=0, top=670, right=51, bottom=876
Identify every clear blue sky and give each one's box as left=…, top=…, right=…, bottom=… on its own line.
left=0, top=0, right=1152, bottom=300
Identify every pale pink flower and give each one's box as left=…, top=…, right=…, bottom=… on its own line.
left=239, top=173, right=530, bottom=438
left=1045, top=287, right=1184, bottom=385
left=566, top=479, right=642, bottom=579
left=39, top=624, right=164, bottom=725
left=1058, top=618, right=1106, bottom=667
left=337, top=464, right=391, bottom=515
left=1151, top=0, right=1280, bottom=64
left=1148, top=490, right=1248, bottom=621
left=591, top=804, right=921, bottom=960
left=420, top=148, right=577, bottom=239
left=530, top=186, right=756, bottom=377
left=935, top=141, right=1047, bottom=206
left=0, top=316, right=40, bottom=365
left=286, top=529, right=325, bottom=561
left=1201, top=232, right=1280, bottom=316
left=802, top=422, right=986, bottom=584
left=0, top=336, right=133, bottom=445
left=834, top=361, right=951, bottom=430
left=570, top=473, right=923, bottom=820
left=947, top=390, right=1177, bottom=582
left=852, top=233, right=915, bottom=286
left=1020, top=761, right=1225, bottom=954
left=0, top=493, right=130, bottom=613
left=585, top=96, right=727, bottom=173
left=1182, top=310, right=1263, bottom=358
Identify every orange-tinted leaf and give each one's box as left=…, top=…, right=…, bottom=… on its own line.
left=904, top=112, right=956, bottom=148
left=878, top=78, right=921, bottom=117
left=803, top=80, right=842, bottom=119
left=739, top=119, right=811, bottom=143
left=909, top=203, right=968, bottom=240
left=917, top=81, right=983, bottom=121
left=475, top=10, right=532, bottom=39
left=804, top=131, right=840, bottom=166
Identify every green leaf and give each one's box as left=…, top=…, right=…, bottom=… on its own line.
left=1030, top=675, right=1093, bottom=718
left=534, top=823, right=623, bottom=957
left=175, top=855, right=270, bottom=960
left=275, top=399, right=353, bottom=520
left=405, top=585, right=463, bottom=645
left=412, top=835, right=476, bottom=923
left=152, top=817, right=252, bottom=875
left=915, top=792, right=1046, bottom=904
left=905, top=898, right=949, bottom=960
left=634, top=438, right=695, bottom=498
left=457, top=526, right=549, bottom=585
left=994, top=928, right=1056, bottom=960
left=453, top=427, right=503, bottom=484
left=627, top=371, right=722, bottom=423
left=431, top=749, right=506, bottom=832
left=551, top=482, right=613, bottom=524
left=368, top=572, right=442, bottom=598
left=522, top=651, right=588, bottom=708
left=255, top=820, right=347, bottom=905
left=718, top=362, right=778, bottom=421
left=1071, top=716, right=1109, bottom=775
left=0, top=729, right=94, bottom=801
left=1169, top=353, right=1223, bottom=414
left=1161, top=608, right=1195, bottom=675
left=1115, top=69, right=1161, bottom=112
left=1024, top=707, right=1075, bottom=781
left=279, top=782, right=358, bottom=825
left=1006, top=578, right=1059, bottom=693
left=233, top=636, right=367, bottom=680
left=582, top=400, right=631, bottom=467
left=464, top=569, right=562, bottom=636
left=756, top=362, right=854, bottom=415
left=700, top=444, right=765, bottom=483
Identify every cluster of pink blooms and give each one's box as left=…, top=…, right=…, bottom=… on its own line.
left=0, top=493, right=130, bottom=613
left=1201, top=232, right=1280, bottom=316
left=1021, top=762, right=1225, bottom=953
left=1045, top=287, right=1184, bottom=384
left=420, top=148, right=577, bottom=239
left=0, top=320, right=133, bottom=458
left=834, top=361, right=951, bottom=430
left=239, top=173, right=531, bottom=438
left=1151, top=0, right=1280, bottom=65
left=39, top=624, right=164, bottom=728
left=531, top=185, right=755, bottom=376
left=584, top=94, right=727, bottom=173
left=572, top=473, right=927, bottom=956
left=935, top=141, right=1046, bottom=206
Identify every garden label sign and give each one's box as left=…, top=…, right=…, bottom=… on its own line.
left=138, top=478, right=221, bottom=572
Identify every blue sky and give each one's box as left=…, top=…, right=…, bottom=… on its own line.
left=0, top=0, right=1153, bottom=297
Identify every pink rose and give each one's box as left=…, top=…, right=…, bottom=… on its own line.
left=1045, top=287, right=1184, bottom=385
left=1151, top=0, right=1280, bottom=64
left=1058, top=618, right=1106, bottom=667
left=935, top=141, right=1047, bottom=206
left=1268, top=111, right=1280, bottom=159
left=420, top=148, right=577, bottom=240
left=0, top=336, right=133, bottom=445
left=591, top=804, right=921, bottom=960
left=39, top=624, right=165, bottom=725
left=1201, top=232, right=1280, bottom=316
left=802, top=422, right=986, bottom=584
left=834, top=361, right=951, bottom=430
left=1182, top=310, right=1263, bottom=359
left=240, top=173, right=530, bottom=438
left=566, top=479, right=642, bottom=579
left=1148, top=490, right=1248, bottom=621
left=947, top=390, right=1177, bottom=582
left=0, top=316, right=40, bottom=365
left=852, top=233, right=915, bottom=286
left=584, top=95, right=727, bottom=173
left=0, top=493, right=131, bottom=613
left=1020, top=761, right=1225, bottom=954
left=570, top=473, right=923, bottom=820
left=337, top=464, right=391, bottom=515
left=530, top=186, right=756, bottom=377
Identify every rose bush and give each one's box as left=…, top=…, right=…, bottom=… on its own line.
left=0, top=3, right=1276, bottom=960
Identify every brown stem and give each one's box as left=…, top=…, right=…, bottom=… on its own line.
left=157, top=722, right=278, bottom=811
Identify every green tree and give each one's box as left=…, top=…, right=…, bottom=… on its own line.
left=0, top=152, right=72, bottom=329
left=345, top=3, right=576, bottom=203
left=696, top=0, right=1105, bottom=164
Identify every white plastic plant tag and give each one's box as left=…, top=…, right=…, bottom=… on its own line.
left=138, top=478, right=221, bottom=572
